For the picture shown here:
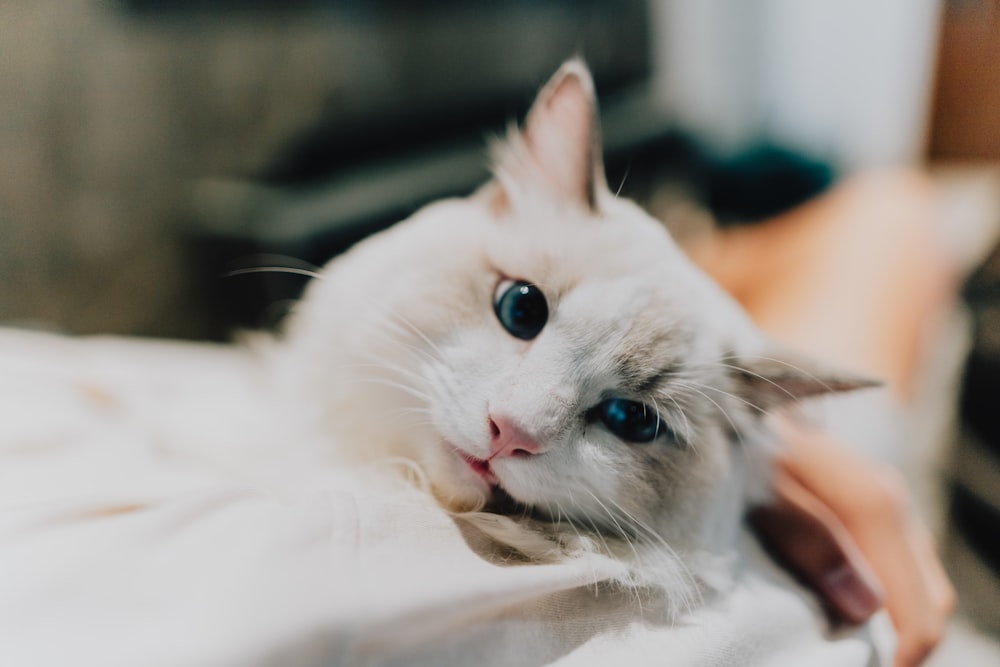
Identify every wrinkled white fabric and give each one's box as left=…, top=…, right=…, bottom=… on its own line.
left=0, top=329, right=893, bottom=667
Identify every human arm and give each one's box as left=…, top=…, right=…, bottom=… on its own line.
left=684, top=169, right=958, bottom=665
left=751, top=418, right=955, bottom=667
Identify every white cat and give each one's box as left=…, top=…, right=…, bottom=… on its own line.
left=0, top=59, right=890, bottom=667
left=277, top=59, right=871, bottom=604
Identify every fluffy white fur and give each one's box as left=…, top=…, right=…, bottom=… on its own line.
left=275, top=60, right=869, bottom=612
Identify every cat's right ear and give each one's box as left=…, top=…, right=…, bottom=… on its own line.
left=488, top=59, right=607, bottom=214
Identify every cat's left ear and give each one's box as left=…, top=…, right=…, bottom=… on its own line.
left=728, top=353, right=881, bottom=412
left=520, top=58, right=607, bottom=211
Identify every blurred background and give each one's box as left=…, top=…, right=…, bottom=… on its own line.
left=2, top=0, right=1000, bottom=654
left=3, top=0, right=973, bottom=339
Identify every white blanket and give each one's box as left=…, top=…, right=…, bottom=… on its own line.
left=0, top=329, right=892, bottom=666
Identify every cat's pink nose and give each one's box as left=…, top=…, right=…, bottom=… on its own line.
left=487, top=415, right=541, bottom=459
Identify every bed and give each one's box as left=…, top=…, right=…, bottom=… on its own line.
left=0, top=327, right=894, bottom=666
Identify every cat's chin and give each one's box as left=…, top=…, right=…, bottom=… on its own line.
left=420, top=442, right=492, bottom=513
left=430, top=482, right=490, bottom=514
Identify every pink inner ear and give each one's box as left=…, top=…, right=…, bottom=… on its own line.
left=523, top=68, right=599, bottom=210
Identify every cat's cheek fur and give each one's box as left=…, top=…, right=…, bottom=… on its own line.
left=494, top=442, right=622, bottom=514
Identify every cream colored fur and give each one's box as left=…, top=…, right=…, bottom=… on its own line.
left=275, top=60, right=866, bottom=612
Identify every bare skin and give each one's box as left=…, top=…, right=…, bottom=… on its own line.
left=685, top=170, right=958, bottom=667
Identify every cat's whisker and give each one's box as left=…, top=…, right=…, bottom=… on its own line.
left=649, top=395, right=662, bottom=442
left=609, top=512, right=703, bottom=612
left=550, top=500, right=566, bottom=536
left=382, top=405, right=435, bottom=427
left=386, top=405, right=433, bottom=417
left=542, top=499, right=562, bottom=530
left=515, top=496, right=532, bottom=524
left=347, top=363, right=434, bottom=416
left=583, top=490, right=639, bottom=552
left=353, top=376, right=433, bottom=404
left=364, top=322, right=442, bottom=366
left=716, top=354, right=842, bottom=394
left=578, top=508, right=626, bottom=599
left=671, top=381, right=746, bottom=450
left=366, top=325, right=433, bottom=358
left=582, top=490, right=649, bottom=617
left=349, top=358, right=431, bottom=390
left=310, top=286, right=444, bottom=368
left=565, top=486, right=615, bottom=553
left=681, top=379, right=767, bottom=414
left=217, top=262, right=325, bottom=324
left=381, top=311, right=448, bottom=366
left=222, top=266, right=326, bottom=281
left=603, top=496, right=703, bottom=613
left=672, top=381, right=763, bottom=480
left=560, top=502, right=603, bottom=594
left=705, top=361, right=801, bottom=405
left=614, top=161, right=632, bottom=198
left=661, top=393, right=695, bottom=447
left=221, top=252, right=324, bottom=282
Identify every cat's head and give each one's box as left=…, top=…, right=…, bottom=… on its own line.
left=285, top=60, right=871, bottom=554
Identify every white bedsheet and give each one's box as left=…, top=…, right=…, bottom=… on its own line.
left=0, top=328, right=892, bottom=666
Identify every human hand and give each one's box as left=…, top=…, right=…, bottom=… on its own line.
left=749, top=417, right=956, bottom=667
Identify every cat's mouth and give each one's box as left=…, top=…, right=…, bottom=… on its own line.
left=457, top=451, right=535, bottom=514
left=450, top=447, right=554, bottom=519
left=446, top=444, right=536, bottom=510
left=458, top=451, right=500, bottom=487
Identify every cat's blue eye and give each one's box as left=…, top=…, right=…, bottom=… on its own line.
left=494, top=280, right=548, bottom=340
left=591, top=398, right=663, bottom=444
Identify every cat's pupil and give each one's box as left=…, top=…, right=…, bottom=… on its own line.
left=593, top=398, right=662, bottom=444
left=494, top=280, right=548, bottom=340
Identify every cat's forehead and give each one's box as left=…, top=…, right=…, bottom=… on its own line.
left=559, top=272, right=718, bottom=363
left=487, top=199, right=686, bottom=294
left=463, top=193, right=746, bottom=366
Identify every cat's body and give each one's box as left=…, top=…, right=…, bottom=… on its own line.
left=273, top=60, right=868, bottom=602
left=0, top=60, right=891, bottom=667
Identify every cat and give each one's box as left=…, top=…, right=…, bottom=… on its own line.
left=274, top=59, right=872, bottom=609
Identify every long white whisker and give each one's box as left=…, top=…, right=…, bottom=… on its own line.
left=706, top=361, right=800, bottom=405
left=715, top=354, right=841, bottom=394
left=363, top=320, right=442, bottom=366
left=649, top=396, right=662, bottom=442
left=566, top=487, right=615, bottom=556
left=661, top=393, right=695, bottom=447
left=583, top=490, right=648, bottom=617
left=671, top=381, right=759, bottom=485
left=615, top=162, right=632, bottom=198
left=681, top=379, right=766, bottom=414
left=223, top=266, right=325, bottom=280
left=385, top=406, right=432, bottom=417
left=603, top=496, right=703, bottom=612
left=385, top=312, right=447, bottom=364
left=579, top=512, right=620, bottom=593
left=348, top=359, right=430, bottom=389
left=553, top=494, right=600, bottom=592
left=354, top=377, right=433, bottom=403
left=672, top=381, right=745, bottom=449
left=583, top=490, right=638, bottom=552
